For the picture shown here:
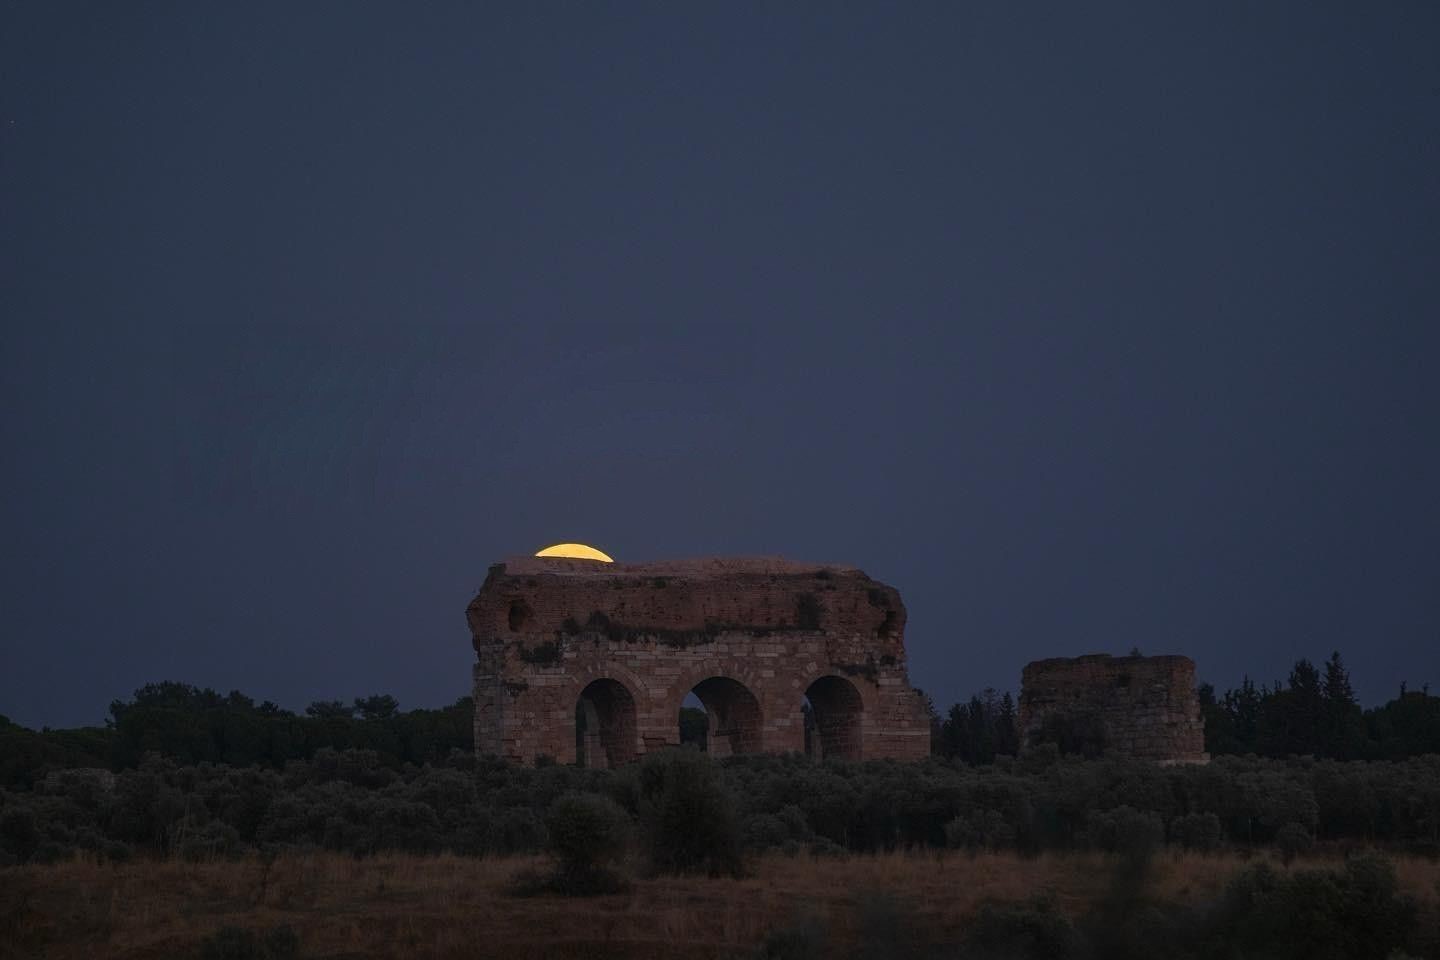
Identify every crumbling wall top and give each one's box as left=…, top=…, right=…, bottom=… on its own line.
left=493, top=555, right=865, bottom=579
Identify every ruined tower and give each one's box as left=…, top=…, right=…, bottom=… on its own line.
left=1018, top=653, right=1209, bottom=764
left=466, top=555, right=932, bottom=766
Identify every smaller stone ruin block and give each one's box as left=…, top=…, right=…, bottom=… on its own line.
left=1018, top=653, right=1208, bottom=765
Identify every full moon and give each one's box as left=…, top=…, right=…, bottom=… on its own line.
left=534, top=543, right=614, bottom=562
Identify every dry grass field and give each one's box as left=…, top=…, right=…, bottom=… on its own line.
left=2, top=850, right=1437, bottom=960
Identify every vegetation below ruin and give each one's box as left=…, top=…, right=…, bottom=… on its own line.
left=2, top=728, right=1439, bottom=871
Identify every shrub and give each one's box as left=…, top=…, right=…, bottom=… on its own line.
left=30, top=840, right=70, bottom=864
left=1086, top=805, right=1164, bottom=858
left=103, top=840, right=134, bottom=863
left=965, top=894, right=1083, bottom=960
left=1274, top=822, right=1313, bottom=864
left=746, top=814, right=790, bottom=850
left=488, top=807, right=545, bottom=855
left=506, top=792, right=632, bottom=897
left=946, top=810, right=1016, bottom=853
left=853, top=892, right=914, bottom=960
left=199, top=924, right=299, bottom=960
left=777, top=804, right=810, bottom=840
left=807, top=837, right=847, bottom=858
left=0, top=807, right=39, bottom=862
left=756, top=913, right=828, bottom=959
left=1169, top=812, right=1223, bottom=852
left=1406, top=838, right=1439, bottom=861
left=634, top=749, right=743, bottom=876
left=544, top=793, right=630, bottom=885
left=1209, top=854, right=1417, bottom=960
left=179, top=821, right=242, bottom=862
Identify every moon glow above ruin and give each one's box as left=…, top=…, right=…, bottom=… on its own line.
left=533, top=543, right=615, bottom=562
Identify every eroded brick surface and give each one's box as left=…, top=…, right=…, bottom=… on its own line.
left=467, top=556, right=931, bottom=765
left=1018, top=654, right=1209, bottom=765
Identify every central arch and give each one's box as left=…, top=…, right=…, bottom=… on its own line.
left=804, top=675, right=864, bottom=760
left=575, top=678, right=638, bottom=769
left=679, top=676, right=763, bottom=757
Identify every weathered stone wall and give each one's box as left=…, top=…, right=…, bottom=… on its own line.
left=1018, top=654, right=1208, bottom=765
left=467, top=556, right=931, bottom=766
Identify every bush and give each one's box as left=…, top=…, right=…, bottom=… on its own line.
left=633, top=750, right=743, bottom=876
left=1209, top=854, right=1417, bottom=959
left=103, top=840, right=134, bottom=863
left=30, top=840, right=70, bottom=864
left=544, top=793, right=630, bottom=884
left=507, top=793, right=632, bottom=897
left=853, top=892, right=913, bottom=960
left=945, top=810, right=1015, bottom=853
left=807, top=837, right=847, bottom=858
left=199, top=924, right=299, bottom=960
left=1169, top=812, right=1223, bottom=852
left=1274, top=822, right=1313, bottom=864
left=0, top=807, right=39, bottom=863
left=179, top=821, right=242, bottom=862
left=965, top=895, right=1083, bottom=960
left=746, top=813, right=790, bottom=850
left=1086, top=805, right=1164, bottom=858
left=756, top=913, right=828, bottom=959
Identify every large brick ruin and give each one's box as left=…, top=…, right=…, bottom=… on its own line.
left=467, top=555, right=932, bottom=766
left=1018, top=654, right=1209, bottom=765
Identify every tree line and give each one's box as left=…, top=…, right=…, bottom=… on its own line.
left=2, top=651, right=1437, bottom=791
left=925, top=651, right=1439, bottom=764
left=0, top=682, right=474, bottom=788
left=1199, top=652, right=1439, bottom=761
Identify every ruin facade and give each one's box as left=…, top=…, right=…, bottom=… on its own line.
left=467, top=555, right=932, bottom=766
left=1018, top=654, right=1208, bottom=765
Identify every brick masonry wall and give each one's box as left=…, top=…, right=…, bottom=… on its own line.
left=1017, top=654, right=1209, bottom=765
left=467, top=556, right=932, bottom=765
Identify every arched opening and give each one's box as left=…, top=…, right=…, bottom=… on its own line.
left=676, top=677, right=762, bottom=757
left=574, top=678, right=638, bottom=769
left=679, top=692, right=708, bottom=751
left=804, top=676, right=863, bottom=760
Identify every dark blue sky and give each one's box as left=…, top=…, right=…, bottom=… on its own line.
left=3, top=3, right=1437, bottom=727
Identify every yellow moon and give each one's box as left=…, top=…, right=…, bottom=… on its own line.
left=534, top=543, right=614, bottom=562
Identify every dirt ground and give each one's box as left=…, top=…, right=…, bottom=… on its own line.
left=2, top=850, right=1437, bottom=959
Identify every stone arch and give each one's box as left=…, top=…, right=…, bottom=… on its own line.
left=803, top=674, right=866, bottom=760
left=574, top=677, right=639, bottom=769
left=664, top=660, right=770, bottom=755
left=686, top=677, right=764, bottom=757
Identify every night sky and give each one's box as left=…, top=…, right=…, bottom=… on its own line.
left=3, top=4, right=1437, bottom=729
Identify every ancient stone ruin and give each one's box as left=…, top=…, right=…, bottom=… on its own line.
left=467, top=555, right=932, bottom=766
left=1018, top=653, right=1209, bottom=764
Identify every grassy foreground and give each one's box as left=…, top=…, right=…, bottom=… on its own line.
left=2, top=851, right=1438, bottom=960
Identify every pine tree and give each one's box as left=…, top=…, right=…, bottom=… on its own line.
left=1285, top=659, right=1325, bottom=755
left=1321, top=651, right=1363, bottom=758
left=1322, top=651, right=1356, bottom=706
left=996, top=692, right=1019, bottom=757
